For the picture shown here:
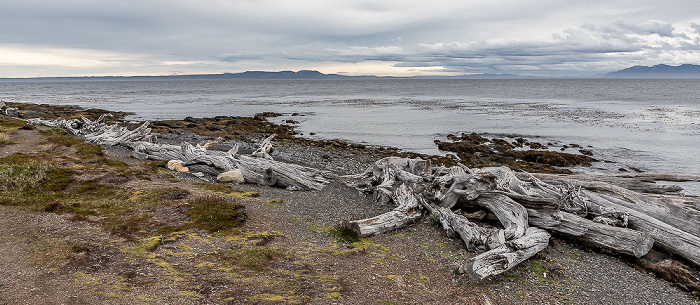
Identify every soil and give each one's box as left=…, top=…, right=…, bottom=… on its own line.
left=0, top=104, right=698, bottom=304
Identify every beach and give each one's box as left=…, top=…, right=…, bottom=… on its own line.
left=0, top=102, right=698, bottom=304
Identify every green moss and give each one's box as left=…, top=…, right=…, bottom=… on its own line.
left=222, top=246, right=283, bottom=271
left=325, top=291, right=343, bottom=299
left=177, top=291, right=202, bottom=298
left=329, top=227, right=361, bottom=243
left=187, top=196, right=246, bottom=232
left=0, top=116, right=32, bottom=131
left=195, top=183, right=260, bottom=198
left=121, top=236, right=162, bottom=260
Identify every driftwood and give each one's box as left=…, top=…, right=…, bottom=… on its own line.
left=0, top=101, right=18, bottom=116
left=467, top=227, right=551, bottom=280
left=347, top=183, right=423, bottom=236
left=28, top=117, right=334, bottom=191
left=343, top=156, right=700, bottom=280
left=25, top=114, right=700, bottom=283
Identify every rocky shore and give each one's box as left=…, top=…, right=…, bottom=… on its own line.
left=0, top=102, right=698, bottom=304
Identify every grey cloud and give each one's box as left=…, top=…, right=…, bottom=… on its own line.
left=1, top=0, right=699, bottom=77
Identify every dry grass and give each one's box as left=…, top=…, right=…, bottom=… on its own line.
left=0, top=132, right=15, bottom=145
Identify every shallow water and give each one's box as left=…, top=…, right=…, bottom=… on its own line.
left=2, top=78, right=699, bottom=194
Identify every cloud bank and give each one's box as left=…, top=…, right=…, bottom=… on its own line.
left=1, top=0, right=699, bottom=77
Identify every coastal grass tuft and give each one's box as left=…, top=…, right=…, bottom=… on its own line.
left=39, top=128, right=127, bottom=167
left=329, top=227, right=362, bottom=243
left=195, top=182, right=260, bottom=198
left=0, top=132, right=15, bottom=145
left=28, top=237, right=88, bottom=270
left=221, top=245, right=284, bottom=271
left=0, top=116, right=33, bottom=131
left=186, top=196, right=246, bottom=232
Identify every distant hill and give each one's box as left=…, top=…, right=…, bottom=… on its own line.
left=604, top=64, right=700, bottom=78
left=1, top=70, right=543, bottom=81
left=0, top=70, right=377, bottom=81
left=413, top=73, right=536, bottom=79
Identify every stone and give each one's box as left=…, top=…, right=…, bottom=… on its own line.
left=166, top=160, right=189, bottom=172
left=217, top=169, right=245, bottom=184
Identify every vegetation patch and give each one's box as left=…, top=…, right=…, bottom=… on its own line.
left=329, top=226, right=362, bottom=243
left=221, top=246, right=284, bottom=271
left=28, top=237, right=88, bottom=270
left=39, top=128, right=127, bottom=167
left=195, top=182, right=260, bottom=198
left=186, top=196, right=246, bottom=232
left=0, top=132, right=15, bottom=145
left=0, top=116, right=33, bottom=131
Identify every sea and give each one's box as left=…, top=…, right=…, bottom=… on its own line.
left=1, top=78, right=699, bottom=194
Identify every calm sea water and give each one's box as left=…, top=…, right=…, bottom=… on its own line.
left=2, top=78, right=699, bottom=193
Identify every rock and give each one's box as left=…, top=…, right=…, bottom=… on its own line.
left=167, top=160, right=189, bottom=172
left=217, top=169, right=245, bottom=184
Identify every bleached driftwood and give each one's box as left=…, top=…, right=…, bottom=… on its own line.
left=0, top=101, right=18, bottom=116
left=29, top=116, right=334, bottom=191
left=531, top=211, right=653, bottom=257
left=466, top=227, right=551, bottom=280
left=347, top=183, right=423, bottom=236
left=344, top=156, right=700, bottom=281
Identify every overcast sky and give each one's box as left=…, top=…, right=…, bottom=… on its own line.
left=1, top=0, right=699, bottom=77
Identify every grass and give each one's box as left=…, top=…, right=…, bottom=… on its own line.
left=0, top=116, right=33, bottom=131
left=28, top=237, right=88, bottom=270
left=221, top=246, right=284, bottom=271
left=329, top=227, right=362, bottom=243
left=0, top=132, right=15, bottom=145
left=195, top=182, right=260, bottom=198
left=186, top=196, right=246, bottom=232
left=39, top=128, right=127, bottom=167
left=0, top=133, right=245, bottom=239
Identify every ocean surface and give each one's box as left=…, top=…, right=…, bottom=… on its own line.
left=2, top=78, right=699, bottom=194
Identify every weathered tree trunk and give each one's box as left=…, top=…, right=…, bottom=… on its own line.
left=534, top=211, right=653, bottom=257
left=583, top=190, right=700, bottom=266
left=434, top=206, right=503, bottom=251
left=347, top=184, right=423, bottom=236
left=466, top=227, right=551, bottom=280
left=472, top=193, right=529, bottom=241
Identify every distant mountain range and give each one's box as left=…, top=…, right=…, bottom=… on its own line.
left=604, top=64, right=700, bottom=78
left=3, top=64, right=700, bottom=80
left=0, top=71, right=541, bottom=81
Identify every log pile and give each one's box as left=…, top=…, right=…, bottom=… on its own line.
left=342, top=157, right=700, bottom=280
left=24, top=115, right=700, bottom=284
left=26, top=116, right=335, bottom=191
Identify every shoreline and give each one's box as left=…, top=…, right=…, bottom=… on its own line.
left=5, top=101, right=601, bottom=175
left=1, top=101, right=699, bottom=303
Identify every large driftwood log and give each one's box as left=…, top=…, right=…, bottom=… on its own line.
left=532, top=211, right=653, bottom=257
left=347, top=183, right=423, bottom=236
left=472, top=193, right=528, bottom=241
left=434, top=206, right=502, bottom=251
left=583, top=190, right=700, bottom=266
left=466, top=227, right=551, bottom=280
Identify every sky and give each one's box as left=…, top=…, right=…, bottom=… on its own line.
left=1, top=0, right=699, bottom=78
